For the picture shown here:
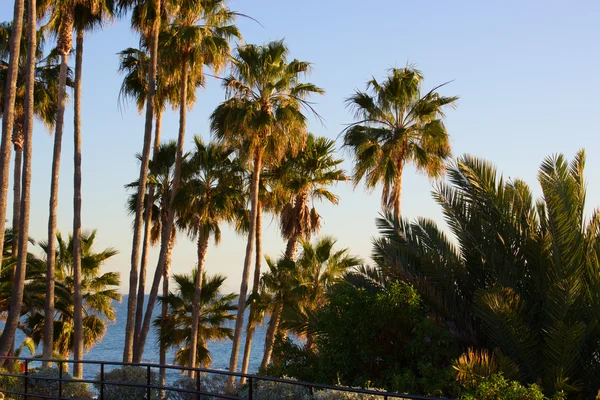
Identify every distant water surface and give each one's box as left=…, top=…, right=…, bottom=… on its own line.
left=8, top=295, right=267, bottom=382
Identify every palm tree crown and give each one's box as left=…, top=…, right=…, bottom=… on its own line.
left=343, top=66, right=457, bottom=219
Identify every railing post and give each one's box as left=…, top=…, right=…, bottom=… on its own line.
left=23, top=359, right=28, bottom=400
left=59, top=361, right=63, bottom=398
left=248, top=377, right=253, bottom=400
left=147, top=365, right=151, bottom=400
left=195, top=369, right=201, bottom=400
left=100, top=363, right=105, bottom=400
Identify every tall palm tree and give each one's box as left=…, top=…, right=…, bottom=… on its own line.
left=117, top=0, right=164, bottom=363
left=154, top=270, right=236, bottom=369
left=176, top=136, right=244, bottom=375
left=0, top=0, right=35, bottom=359
left=373, top=150, right=600, bottom=397
left=0, top=24, right=64, bottom=260
left=343, top=66, right=458, bottom=220
left=273, top=134, right=347, bottom=260
left=70, top=0, right=114, bottom=377
left=210, top=39, right=323, bottom=379
left=0, top=0, right=25, bottom=311
left=26, top=230, right=120, bottom=363
left=126, top=141, right=191, bottom=362
left=117, top=39, right=204, bottom=354
left=137, top=0, right=239, bottom=362
left=36, top=0, right=91, bottom=366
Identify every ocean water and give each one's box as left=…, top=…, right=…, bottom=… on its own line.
left=10, top=295, right=267, bottom=382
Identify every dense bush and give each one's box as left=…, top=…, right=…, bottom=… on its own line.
left=0, top=367, right=21, bottom=396
left=94, top=366, right=157, bottom=400
left=239, top=378, right=311, bottom=400
left=459, top=374, right=565, bottom=400
left=166, top=375, right=228, bottom=400
left=27, top=367, right=91, bottom=400
left=267, top=282, right=458, bottom=397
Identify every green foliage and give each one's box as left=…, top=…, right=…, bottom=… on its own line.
left=0, top=367, right=20, bottom=395
left=166, top=375, right=227, bottom=400
left=373, top=150, right=600, bottom=397
left=239, top=378, right=311, bottom=400
left=459, top=374, right=565, bottom=400
left=28, top=367, right=91, bottom=400
left=94, top=366, right=157, bottom=400
left=268, top=281, right=458, bottom=396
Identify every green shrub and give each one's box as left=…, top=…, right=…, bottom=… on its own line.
left=94, top=366, right=157, bottom=400
left=166, top=375, right=228, bottom=400
left=27, top=367, right=91, bottom=400
left=312, top=387, right=387, bottom=399
left=459, top=374, right=566, bottom=400
left=239, top=378, right=311, bottom=400
left=0, top=367, right=21, bottom=396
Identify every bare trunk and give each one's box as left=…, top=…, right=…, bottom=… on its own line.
left=260, top=302, right=282, bottom=370
left=0, top=0, right=33, bottom=360
left=188, top=233, right=210, bottom=376
left=136, top=54, right=188, bottom=361
left=284, top=236, right=299, bottom=261
left=42, top=12, right=72, bottom=365
left=393, top=170, right=402, bottom=221
left=240, top=202, right=262, bottom=382
left=227, top=149, right=262, bottom=387
left=133, top=110, right=163, bottom=360
left=159, top=241, right=169, bottom=399
left=72, top=28, right=84, bottom=379
left=11, top=142, right=22, bottom=259
left=124, top=0, right=161, bottom=362
left=0, top=0, right=25, bottom=332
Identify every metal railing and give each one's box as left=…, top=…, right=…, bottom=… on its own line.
left=0, top=357, right=446, bottom=400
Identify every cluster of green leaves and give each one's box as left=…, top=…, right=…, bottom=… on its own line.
left=459, top=374, right=565, bottom=400
left=373, top=150, right=600, bottom=397
left=28, top=367, right=92, bottom=399
left=267, top=281, right=459, bottom=397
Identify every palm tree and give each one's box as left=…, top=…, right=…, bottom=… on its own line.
left=138, top=0, right=239, bottom=362
left=117, top=39, right=204, bottom=355
left=273, top=134, right=347, bottom=260
left=0, top=0, right=38, bottom=361
left=283, top=237, right=361, bottom=351
left=210, top=39, right=323, bottom=379
left=343, top=66, right=458, bottom=220
left=258, top=256, right=302, bottom=370
left=0, top=0, right=25, bottom=312
left=125, top=141, right=191, bottom=362
left=36, top=0, right=92, bottom=367
left=373, top=150, right=600, bottom=397
left=25, top=230, right=120, bottom=363
left=0, top=0, right=26, bottom=360
left=70, top=0, right=114, bottom=377
left=154, top=270, right=236, bottom=369
left=117, top=0, right=164, bottom=363
left=176, top=136, right=244, bottom=375
left=0, top=24, right=64, bottom=260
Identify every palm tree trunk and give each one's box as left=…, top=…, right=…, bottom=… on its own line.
left=42, top=12, right=73, bottom=365
left=260, top=301, right=282, bottom=371
left=11, top=140, right=22, bottom=259
left=393, top=169, right=402, bottom=221
left=136, top=54, right=188, bottom=361
left=72, top=27, right=84, bottom=379
left=0, top=0, right=25, bottom=330
left=240, top=202, right=262, bottom=382
left=159, top=242, right=169, bottom=399
left=124, top=0, right=161, bottom=363
left=133, top=109, right=163, bottom=360
left=188, top=233, right=210, bottom=377
left=284, top=236, right=300, bottom=261
left=0, top=0, right=33, bottom=361
left=228, top=149, right=263, bottom=387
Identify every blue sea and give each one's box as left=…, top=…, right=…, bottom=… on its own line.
left=10, top=295, right=267, bottom=382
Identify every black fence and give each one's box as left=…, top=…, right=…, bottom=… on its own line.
left=0, top=357, right=445, bottom=400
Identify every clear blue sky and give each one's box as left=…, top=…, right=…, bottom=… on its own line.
left=2, top=0, right=599, bottom=293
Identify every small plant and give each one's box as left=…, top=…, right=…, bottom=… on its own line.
left=94, top=366, right=157, bottom=400
left=239, top=378, right=311, bottom=400
left=312, top=387, right=388, bottom=399
left=459, top=373, right=562, bottom=400
left=27, top=367, right=91, bottom=400
left=0, top=367, right=21, bottom=395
